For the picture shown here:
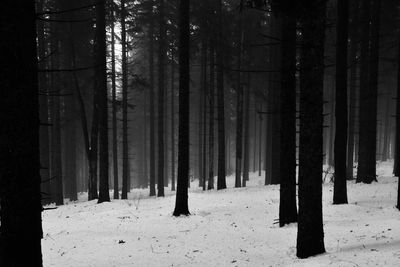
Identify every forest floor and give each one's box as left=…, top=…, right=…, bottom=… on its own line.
left=42, top=161, right=400, bottom=266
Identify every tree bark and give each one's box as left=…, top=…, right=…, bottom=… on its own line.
left=333, top=0, right=349, bottom=204
left=0, top=1, right=43, bottom=264
left=121, top=0, right=129, bottom=199
left=278, top=5, right=298, bottom=226
left=173, top=0, right=190, bottom=216
left=297, top=0, right=327, bottom=259
left=158, top=0, right=166, bottom=197
left=111, top=3, right=119, bottom=199
left=97, top=0, right=110, bottom=203
left=217, top=0, right=227, bottom=190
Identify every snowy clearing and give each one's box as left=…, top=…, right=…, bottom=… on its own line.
left=42, top=162, right=400, bottom=266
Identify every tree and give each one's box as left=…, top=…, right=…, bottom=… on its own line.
left=333, top=0, right=349, bottom=204
left=356, top=0, right=380, bottom=184
left=217, top=0, right=227, bottom=190
left=273, top=0, right=298, bottom=226
left=346, top=0, right=360, bottom=180
left=297, top=0, right=327, bottom=259
left=395, top=25, right=400, bottom=210
left=208, top=43, right=215, bottom=190
left=173, top=0, right=190, bottom=216
left=121, top=0, right=129, bottom=199
left=149, top=0, right=156, bottom=196
left=0, top=1, right=43, bottom=265
left=158, top=0, right=166, bottom=197
left=111, top=0, right=119, bottom=199
left=235, top=9, right=244, bottom=188
left=97, top=0, right=110, bottom=203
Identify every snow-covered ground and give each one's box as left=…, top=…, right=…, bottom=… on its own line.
left=42, top=162, right=400, bottom=266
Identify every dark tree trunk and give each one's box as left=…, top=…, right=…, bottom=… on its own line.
left=149, top=1, right=156, bottom=196
left=65, top=97, right=78, bottom=201
left=297, top=0, right=327, bottom=259
left=258, top=109, right=263, bottom=177
left=173, top=0, right=190, bottom=216
left=346, top=0, right=359, bottom=180
left=37, top=0, right=52, bottom=205
left=381, top=89, right=391, bottom=161
left=235, top=12, right=244, bottom=188
left=208, top=44, right=215, bottom=190
left=158, top=0, right=166, bottom=197
left=0, top=1, right=43, bottom=265
left=333, top=0, right=349, bottom=204
left=111, top=4, right=119, bottom=199
left=217, top=0, right=227, bottom=190
left=357, top=0, right=380, bottom=184
left=243, top=75, right=250, bottom=186
left=199, top=38, right=207, bottom=187
left=97, top=0, right=110, bottom=203
left=50, top=51, right=64, bottom=206
left=278, top=5, right=298, bottom=226
left=171, top=53, right=176, bottom=191
left=394, top=36, right=400, bottom=178
left=121, top=0, right=129, bottom=199
left=396, top=34, right=400, bottom=210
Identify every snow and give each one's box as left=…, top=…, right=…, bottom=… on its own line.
left=42, top=161, right=400, bottom=266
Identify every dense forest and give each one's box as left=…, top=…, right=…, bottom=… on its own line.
left=1, top=0, right=400, bottom=266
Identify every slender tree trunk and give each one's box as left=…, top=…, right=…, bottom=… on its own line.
left=173, top=0, right=190, bottom=216
left=0, top=1, right=43, bottom=264
left=357, top=0, right=379, bottom=184
left=394, top=35, right=400, bottom=177
left=346, top=0, right=359, bottom=180
left=297, top=0, right=327, bottom=258
left=121, top=0, right=129, bottom=199
left=97, top=0, right=110, bottom=203
left=198, top=39, right=207, bottom=186
left=279, top=7, right=298, bottom=226
left=37, top=0, right=52, bottom=205
left=333, top=0, right=349, bottom=204
left=395, top=33, right=400, bottom=210
left=235, top=12, right=244, bottom=188
left=50, top=44, right=64, bottom=206
left=171, top=53, right=176, bottom=191
left=149, top=1, right=156, bottom=196
left=217, top=0, right=227, bottom=190
left=258, top=109, right=263, bottom=177
left=158, top=0, right=166, bottom=197
left=382, top=89, right=391, bottom=161
left=111, top=4, right=119, bottom=199
left=243, top=75, right=251, bottom=186
left=208, top=44, right=215, bottom=190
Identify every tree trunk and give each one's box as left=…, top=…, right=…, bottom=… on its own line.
left=278, top=6, right=298, bottom=226
left=158, top=0, right=166, bottom=197
left=357, top=0, right=379, bottom=184
left=346, top=0, right=359, bottom=180
left=111, top=4, right=119, bottom=199
left=208, top=43, right=215, bottom=190
left=121, top=0, right=129, bottom=199
left=217, top=0, right=227, bottom=190
left=37, top=0, right=52, bottom=205
left=243, top=75, right=251, bottom=186
left=395, top=34, right=400, bottom=210
left=333, top=0, right=349, bottom=204
left=297, top=0, right=327, bottom=259
left=235, top=12, right=244, bottom=188
left=394, top=36, right=400, bottom=177
left=173, top=0, right=190, bottom=216
left=0, top=2, right=43, bottom=264
left=149, top=1, right=156, bottom=196
left=97, top=0, right=110, bottom=203
left=171, top=53, right=176, bottom=191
